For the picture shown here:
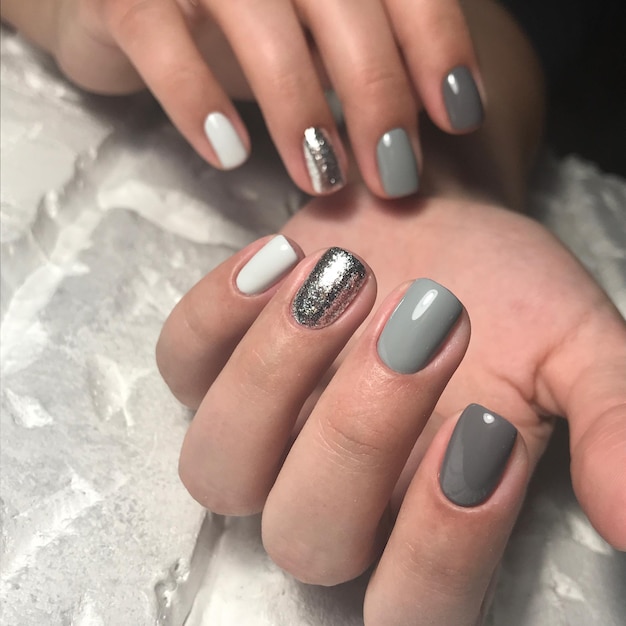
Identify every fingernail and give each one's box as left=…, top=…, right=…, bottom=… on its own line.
left=302, top=127, right=345, bottom=194
left=292, top=248, right=366, bottom=328
left=376, top=128, right=419, bottom=197
left=236, top=235, right=299, bottom=295
left=204, top=112, right=248, bottom=169
left=442, top=66, right=484, bottom=131
left=440, top=404, right=517, bottom=507
left=377, top=278, right=462, bottom=374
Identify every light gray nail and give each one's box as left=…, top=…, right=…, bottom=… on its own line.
left=440, top=404, right=517, bottom=507
left=292, top=248, right=367, bottom=329
left=303, top=127, right=345, bottom=194
left=376, top=128, right=419, bottom=197
left=442, top=66, right=484, bottom=131
left=377, top=278, right=462, bottom=374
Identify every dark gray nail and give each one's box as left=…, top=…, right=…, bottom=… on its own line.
left=376, top=128, right=419, bottom=197
left=442, top=66, right=484, bottom=131
left=292, top=248, right=367, bottom=329
left=440, top=404, right=517, bottom=507
left=377, top=278, right=462, bottom=374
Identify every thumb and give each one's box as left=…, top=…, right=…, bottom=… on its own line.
left=542, top=301, right=626, bottom=550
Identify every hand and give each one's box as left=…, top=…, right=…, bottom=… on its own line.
left=157, top=235, right=529, bottom=625
left=157, top=187, right=626, bottom=623
left=278, top=187, right=626, bottom=551
left=5, top=0, right=484, bottom=197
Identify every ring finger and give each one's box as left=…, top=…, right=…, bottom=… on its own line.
left=297, top=0, right=421, bottom=198
left=178, top=246, right=377, bottom=514
left=205, top=0, right=348, bottom=195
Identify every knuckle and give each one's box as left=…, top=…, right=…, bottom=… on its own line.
left=234, top=344, right=285, bottom=397
left=354, top=64, right=407, bottom=101
left=316, top=403, right=398, bottom=470
left=264, top=531, right=346, bottom=586
left=266, top=65, right=310, bottom=102
left=105, top=0, right=156, bottom=38
left=179, top=289, right=216, bottom=348
left=179, top=460, right=264, bottom=516
left=401, top=540, right=477, bottom=598
left=264, top=534, right=318, bottom=583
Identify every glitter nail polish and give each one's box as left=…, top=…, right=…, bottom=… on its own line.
left=292, top=248, right=366, bottom=328
left=302, top=127, right=345, bottom=194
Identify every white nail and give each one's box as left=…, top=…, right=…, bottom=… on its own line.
left=203, top=112, right=248, bottom=169
left=236, top=236, right=299, bottom=295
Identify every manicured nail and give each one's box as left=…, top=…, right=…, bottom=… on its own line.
left=440, top=404, right=517, bottom=507
left=376, top=128, right=419, bottom=197
left=442, top=66, right=484, bottom=131
left=377, top=278, right=462, bottom=374
left=292, top=248, right=366, bottom=328
left=236, top=235, right=299, bottom=295
left=204, top=112, right=248, bottom=169
left=302, top=127, right=345, bottom=194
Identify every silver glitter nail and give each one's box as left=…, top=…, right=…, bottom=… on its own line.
left=292, top=248, right=367, bottom=329
left=302, top=127, right=345, bottom=194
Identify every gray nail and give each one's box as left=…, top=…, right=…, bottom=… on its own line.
left=376, top=128, right=419, bottom=197
left=303, top=127, right=345, bottom=194
left=292, top=248, right=366, bottom=329
left=442, top=66, right=484, bottom=131
left=377, top=278, right=462, bottom=374
left=440, top=404, right=517, bottom=507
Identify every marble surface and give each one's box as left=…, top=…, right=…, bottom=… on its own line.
left=1, top=26, right=625, bottom=626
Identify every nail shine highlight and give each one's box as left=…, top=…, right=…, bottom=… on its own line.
left=292, top=248, right=366, bottom=328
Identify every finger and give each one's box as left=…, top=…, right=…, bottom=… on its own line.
left=364, top=405, right=529, bottom=626
left=387, top=0, right=485, bottom=133
left=156, top=235, right=302, bottom=409
left=179, top=248, right=377, bottom=514
left=105, top=0, right=250, bottom=169
left=540, top=300, right=626, bottom=549
left=262, top=279, right=470, bottom=584
left=297, top=0, right=421, bottom=198
left=205, top=0, right=347, bottom=195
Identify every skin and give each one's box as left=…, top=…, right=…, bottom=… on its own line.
left=1, top=0, right=483, bottom=197
left=155, top=1, right=625, bottom=622
left=155, top=194, right=626, bottom=625
left=4, top=0, right=625, bottom=623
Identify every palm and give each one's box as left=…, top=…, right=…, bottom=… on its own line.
left=282, top=186, right=626, bottom=547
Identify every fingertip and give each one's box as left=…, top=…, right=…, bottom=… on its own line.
left=373, top=128, right=422, bottom=199
left=440, top=65, right=485, bottom=134
left=203, top=111, right=250, bottom=169
left=437, top=404, right=528, bottom=511
left=233, top=234, right=303, bottom=297
left=301, top=126, right=348, bottom=195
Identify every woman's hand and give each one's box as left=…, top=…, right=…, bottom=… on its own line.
left=3, top=0, right=485, bottom=198
left=157, top=236, right=530, bottom=625
left=157, top=178, right=626, bottom=622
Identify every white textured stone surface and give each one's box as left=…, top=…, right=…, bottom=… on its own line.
left=1, top=26, right=625, bottom=626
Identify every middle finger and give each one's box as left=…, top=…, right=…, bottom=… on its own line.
left=263, top=278, right=469, bottom=584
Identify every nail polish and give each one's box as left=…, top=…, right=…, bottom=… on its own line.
left=377, top=279, right=462, bottom=374
left=442, top=66, right=484, bottom=131
left=292, top=248, right=366, bottom=328
left=440, top=404, right=517, bottom=507
left=376, top=128, right=419, bottom=197
left=236, top=235, right=299, bottom=295
left=204, top=112, right=248, bottom=169
left=302, top=127, right=345, bottom=194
